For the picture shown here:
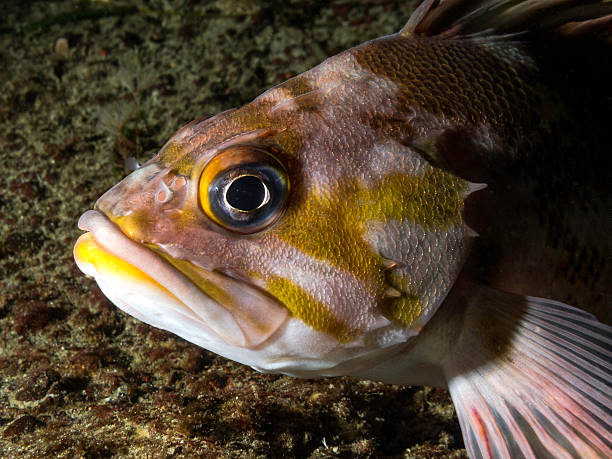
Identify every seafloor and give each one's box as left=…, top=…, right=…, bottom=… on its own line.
left=0, top=1, right=465, bottom=457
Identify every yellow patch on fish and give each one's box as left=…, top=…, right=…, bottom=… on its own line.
left=112, top=213, right=157, bottom=241
left=385, top=294, right=422, bottom=327
left=150, top=249, right=233, bottom=308
left=74, top=232, right=176, bottom=299
left=278, top=168, right=465, bottom=279
left=266, top=276, right=357, bottom=342
left=159, top=141, right=187, bottom=173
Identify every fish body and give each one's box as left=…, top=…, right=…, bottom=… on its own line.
left=74, top=1, right=612, bottom=457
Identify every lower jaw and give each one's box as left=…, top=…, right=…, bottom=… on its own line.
left=74, top=210, right=288, bottom=347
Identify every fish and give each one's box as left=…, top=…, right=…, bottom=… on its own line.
left=73, top=0, right=612, bottom=457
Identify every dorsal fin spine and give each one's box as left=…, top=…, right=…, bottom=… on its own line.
left=400, top=0, right=612, bottom=41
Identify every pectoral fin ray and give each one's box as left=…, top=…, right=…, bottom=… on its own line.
left=443, top=288, right=612, bottom=458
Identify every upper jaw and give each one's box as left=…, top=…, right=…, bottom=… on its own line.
left=74, top=209, right=288, bottom=348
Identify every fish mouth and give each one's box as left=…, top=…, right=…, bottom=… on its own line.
left=74, top=210, right=288, bottom=348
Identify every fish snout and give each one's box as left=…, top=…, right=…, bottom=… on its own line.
left=95, top=162, right=167, bottom=217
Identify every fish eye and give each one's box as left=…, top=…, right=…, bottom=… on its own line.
left=199, top=145, right=289, bottom=233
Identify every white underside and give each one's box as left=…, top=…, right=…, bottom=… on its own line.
left=88, top=265, right=416, bottom=378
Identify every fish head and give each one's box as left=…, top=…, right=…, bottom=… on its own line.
left=74, top=45, right=475, bottom=378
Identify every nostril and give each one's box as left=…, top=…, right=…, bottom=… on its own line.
left=156, top=182, right=172, bottom=203
left=171, top=176, right=186, bottom=189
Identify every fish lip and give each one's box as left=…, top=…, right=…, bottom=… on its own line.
left=76, top=209, right=288, bottom=348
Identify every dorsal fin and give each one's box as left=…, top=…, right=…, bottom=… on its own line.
left=401, top=0, right=612, bottom=40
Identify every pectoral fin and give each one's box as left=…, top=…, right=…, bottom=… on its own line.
left=443, top=288, right=611, bottom=458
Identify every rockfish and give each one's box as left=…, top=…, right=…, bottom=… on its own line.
left=74, top=0, right=612, bottom=456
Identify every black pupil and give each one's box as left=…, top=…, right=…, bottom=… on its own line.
left=226, top=175, right=266, bottom=211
